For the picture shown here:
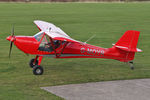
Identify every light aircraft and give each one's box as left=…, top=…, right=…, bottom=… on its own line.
left=6, top=20, right=142, bottom=75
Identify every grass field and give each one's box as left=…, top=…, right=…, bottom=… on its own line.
left=0, top=2, right=150, bottom=100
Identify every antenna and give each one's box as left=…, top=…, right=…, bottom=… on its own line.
left=84, top=34, right=96, bottom=44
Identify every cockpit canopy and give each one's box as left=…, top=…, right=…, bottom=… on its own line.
left=34, top=31, right=44, bottom=42
left=34, top=31, right=61, bottom=52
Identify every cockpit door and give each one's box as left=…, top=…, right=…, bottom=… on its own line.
left=38, top=34, right=53, bottom=52
left=34, top=31, right=62, bottom=53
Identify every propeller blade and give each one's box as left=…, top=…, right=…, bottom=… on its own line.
left=8, top=25, right=15, bottom=58
left=9, top=41, right=13, bottom=58
left=11, top=25, right=14, bottom=36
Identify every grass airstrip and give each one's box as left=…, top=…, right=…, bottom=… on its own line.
left=0, top=2, right=150, bottom=100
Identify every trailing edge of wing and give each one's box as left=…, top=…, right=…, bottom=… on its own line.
left=45, top=30, right=80, bottom=43
left=53, top=37, right=79, bottom=43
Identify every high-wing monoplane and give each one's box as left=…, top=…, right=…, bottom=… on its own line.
left=6, top=20, right=142, bottom=75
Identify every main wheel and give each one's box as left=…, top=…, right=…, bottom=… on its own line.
left=33, top=65, right=44, bottom=75
left=29, top=59, right=38, bottom=68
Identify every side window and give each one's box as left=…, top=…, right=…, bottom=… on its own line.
left=38, top=35, right=53, bottom=52
left=34, top=31, right=44, bottom=42
left=39, top=35, right=48, bottom=47
left=35, top=33, right=61, bottom=52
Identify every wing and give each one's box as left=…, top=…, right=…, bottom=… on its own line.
left=34, top=20, right=80, bottom=43
left=34, top=20, right=70, bottom=38
left=45, top=31, right=80, bottom=43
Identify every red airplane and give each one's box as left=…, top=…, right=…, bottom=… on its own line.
left=6, top=20, right=142, bottom=75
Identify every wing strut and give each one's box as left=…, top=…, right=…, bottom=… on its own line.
left=49, top=37, right=68, bottom=58
left=49, top=37, right=58, bottom=57
left=56, top=41, right=68, bottom=57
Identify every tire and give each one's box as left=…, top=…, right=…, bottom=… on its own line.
left=29, top=59, right=38, bottom=68
left=33, top=65, right=44, bottom=75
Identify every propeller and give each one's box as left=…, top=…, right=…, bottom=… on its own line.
left=8, top=25, right=15, bottom=58
left=9, top=41, right=13, bottom=58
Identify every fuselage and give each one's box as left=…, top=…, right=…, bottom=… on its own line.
left=6, top=35, right=133, bottom=62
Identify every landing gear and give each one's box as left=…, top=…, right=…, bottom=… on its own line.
left=29, top=56, right=44, bottom=75
left=29, top=59, right=38, bottom=68
left=129, top=61, right=134, bottom=70
left=33, top=65, right=43, bottom=75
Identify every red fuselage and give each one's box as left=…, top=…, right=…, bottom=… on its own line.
left=6, top=35, right=134, bottom=62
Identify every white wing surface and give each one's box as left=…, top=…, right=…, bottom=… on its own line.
left=34, top=20, right=79, bottom=42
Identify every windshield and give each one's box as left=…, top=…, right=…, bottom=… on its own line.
left=34, top=31, right=44, bottom=42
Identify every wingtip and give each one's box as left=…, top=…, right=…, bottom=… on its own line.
left=34, top=20, right=43, bottom=23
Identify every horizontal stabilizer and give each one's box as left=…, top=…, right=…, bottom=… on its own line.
left=114, top=45, right=142, bottom=52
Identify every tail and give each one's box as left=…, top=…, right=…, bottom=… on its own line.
left=113, top=30, right=142, bottom=62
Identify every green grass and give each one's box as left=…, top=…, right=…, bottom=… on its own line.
left=0, top=2, right=150, bottom=100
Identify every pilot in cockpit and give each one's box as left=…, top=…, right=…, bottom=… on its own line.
left=45, top=40, right=60, bottom=52
left=34, top=31, right=61, bottom=52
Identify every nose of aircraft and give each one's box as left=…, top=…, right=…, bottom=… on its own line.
left=6, top=36, right=15, bottom=42
left=6, top=35, right=16, bottom=58
left=6, top=36, right=11, bottom=41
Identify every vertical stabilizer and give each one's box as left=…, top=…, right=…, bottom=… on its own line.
left=114, top=30, right=142, bottom=52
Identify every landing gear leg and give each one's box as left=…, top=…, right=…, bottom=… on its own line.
left=29, top=56, right=39, bottom=68
left=129, top=61, right=134, bottom=70
left=32, top=56, right=44, bottom=75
